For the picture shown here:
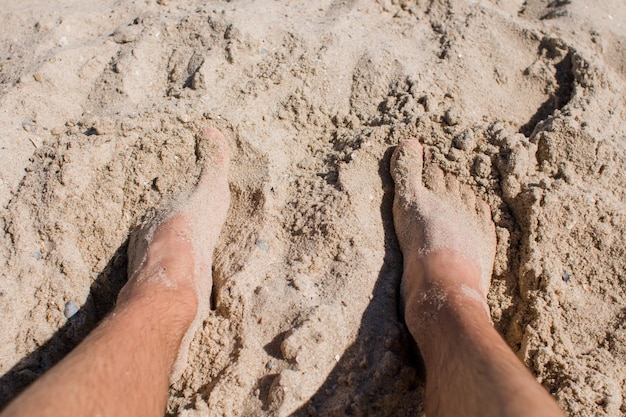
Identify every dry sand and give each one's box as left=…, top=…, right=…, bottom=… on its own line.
left=0, top=0, right=625, bottom=415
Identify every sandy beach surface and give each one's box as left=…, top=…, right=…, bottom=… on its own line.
left=0, top=0, right=625, bottom=415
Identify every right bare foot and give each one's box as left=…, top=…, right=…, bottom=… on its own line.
left=390, top=140, right=496, bottom=341
left=391, top=140, right=568, bottom=417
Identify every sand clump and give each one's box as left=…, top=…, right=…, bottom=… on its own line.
left=0, top=1, right=625, bottom=416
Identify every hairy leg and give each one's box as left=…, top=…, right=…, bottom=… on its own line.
left=391, top=140, right=565, bottom=417
left=1, top=128, right=231, bottom=417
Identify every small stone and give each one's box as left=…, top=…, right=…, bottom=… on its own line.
left=562, top=271, right=571, bottom=283
left=22, top=121, right=33, bottom=132
left=255, top=239, right=269, bottom=251
left=34, top=251, right=42, bottom=260
left=64, top=301, right=79, bottom=319
left=33, top=73, right=42, bottom=82
left=177, top=114, right=190, bottom=123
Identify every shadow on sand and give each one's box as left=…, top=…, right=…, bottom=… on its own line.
left=289, top=148, right=426, bottom=416
left=0, top=240, right=129, bottom=410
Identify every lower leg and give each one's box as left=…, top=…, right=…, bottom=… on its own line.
left=391, top=140, right=565, bottom=417
left=1, top=290, right=195, bottom=417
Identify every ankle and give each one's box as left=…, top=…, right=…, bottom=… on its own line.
left=402, top=252, right=492, bottom=349
left=403, top=250, right=485, bottom=298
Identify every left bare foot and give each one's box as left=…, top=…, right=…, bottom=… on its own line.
left=118, top=128, right=231, bottom=377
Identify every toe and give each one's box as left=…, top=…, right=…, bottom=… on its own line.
left=460, top=184, right=477, bottom=213
left=423, top=163, right=446, bottom=195
left=196, top=128, right=232, bottom=170
left=391, top=140, right=424, bottom=197
left=196, top=128, right=232, bottom=189
left=476, top=198, right=494, bottom=232
left=445, top=174, right=461, bottom=199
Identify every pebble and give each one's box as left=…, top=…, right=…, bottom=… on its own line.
left=562, top=271, right=571, bottom=283
left=255, top=239, right=269, bottom=251
left=64, top=301, right=79, bottom=319
left=34, top=251, right=42, bottom=260
left=22, top=121, right=33, bottom=132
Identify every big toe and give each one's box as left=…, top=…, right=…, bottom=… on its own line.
left=176, top=128, right=232, bottom=248
left=194, top=128, right=232, bottom=209
left=391, top=140, right=424, bottom=197
left=196, top=128, right=231, bottom=176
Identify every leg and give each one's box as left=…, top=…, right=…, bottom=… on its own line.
left=1, top=128, right=231, bottom=417
left=391, top=140, right=565, bottom=417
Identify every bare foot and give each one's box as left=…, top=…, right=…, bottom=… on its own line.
left=118, top=128, right=231, bottom=379
left=391, top=140, right=568, bottom=417
left=390, top=139, right=496, bottom=340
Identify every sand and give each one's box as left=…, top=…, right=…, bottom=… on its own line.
left=0, top=0, right=624, bottom=415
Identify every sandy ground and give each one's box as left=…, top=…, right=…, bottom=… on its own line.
left=0, top=0, right=625, bottom=415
